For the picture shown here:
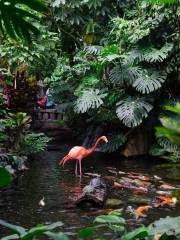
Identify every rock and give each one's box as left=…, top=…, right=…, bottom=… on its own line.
left=121, top=125, right=151, bottom=157
left=105, top=198, right=124, bottom=207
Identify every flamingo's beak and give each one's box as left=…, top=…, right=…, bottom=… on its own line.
left=104, top=137, right=108, bottom=143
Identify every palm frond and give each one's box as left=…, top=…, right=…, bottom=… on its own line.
left=116, top=97, right=153, bottom=127
left=74, top=89, right=107, bottom=113
left=133, top=71, right=166, bottom=94
left=109, top=65, right=143, bottom=86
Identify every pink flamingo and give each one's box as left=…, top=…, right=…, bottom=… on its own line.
left=59, top=136, right=108, bottom=176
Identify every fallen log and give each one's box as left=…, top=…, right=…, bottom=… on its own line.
left=74, top=178, right=108, bottom=208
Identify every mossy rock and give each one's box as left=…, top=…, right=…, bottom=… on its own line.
left=105, top=198, right=124, bottom=207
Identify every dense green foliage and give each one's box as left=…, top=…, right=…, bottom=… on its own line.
left=0, top=112, right=50, bottom=177
left=0, top=220, right=68, bottom=240
left=0, top=0, right=48, bottom=43
left=0, top=0, right=179, bottom=154
left=1, top=213, right=180, bottom=239
left=80, top=211, right=180, bottom=239
left=150, top=103, right=180, bottom=162
left=0, top=1, right=179, bottom=237
left=44, top=0, right=179, bottom=153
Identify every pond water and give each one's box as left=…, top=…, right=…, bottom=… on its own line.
left=0, top=145, right=180, bottom=238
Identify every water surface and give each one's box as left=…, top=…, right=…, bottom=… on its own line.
left=0, top=146, right=179, bottom=238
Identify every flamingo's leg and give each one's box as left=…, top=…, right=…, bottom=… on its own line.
left=79, top=159, right=82, bottom=176
left=75, top=160, right=78, bottom=176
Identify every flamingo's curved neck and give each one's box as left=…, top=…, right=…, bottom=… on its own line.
left=88, top=137, right=103, bottom=155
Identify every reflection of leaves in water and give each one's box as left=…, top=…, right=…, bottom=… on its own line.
left=153, top=164, right=180, bottom=180
left=166, top=168, right=180, bottom=180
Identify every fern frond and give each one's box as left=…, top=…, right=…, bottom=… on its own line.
left=109, top=65, right=143, bottom=86
left=100, top=132, right=127, bottom=152
left=116, top=97, right=153, bottom=127
left=133, top=71, right=166, bottom=94
left=84, top=45, right=103, bottom=55
left=74, top=89, right=107, bottom=113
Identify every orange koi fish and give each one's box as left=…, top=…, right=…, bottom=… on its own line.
left=135, top=205, right=152, bottom=218
left=134, top=179, right=151, bottom=187
left=160, top=183, right=175, bottom=190
left=133, top=189, right=146, bottom=194
left=154, top=196, right=177, bottom=207
left=128, top=174, right=150, bottom=181
left=113, top=182, right=124, bottom=188
left=86, top=208, right=113, bottom=216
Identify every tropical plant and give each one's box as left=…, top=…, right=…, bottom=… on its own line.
left=116, top=97, right=153, bottom=127
left=0, top=220, right=69, bottom=240
left=0, top=25, right=60, bottom=85
left=0, top=112, right=31, bottom=152
left=42, top=0, right=179, bottom=154
left=21, top=132, right=51, bottom=155
left=0, top=112, right=50, bottom=175
left=74, top=89, right=107, bottom=114
left=150, top=103, right=180, bottom=162
left=80, top=211, right=180, bottom=239
left=0, top=0, right=48, bottom=42
left=156, top=103, right=180, bottom=146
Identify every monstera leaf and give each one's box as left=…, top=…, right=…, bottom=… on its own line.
left=0, top=0, right=48, bottom=42
left=116, top=97, right=153, bottom=127
left=133, top=71, right=166, bottom=94
left=74, top=88, right=107, bottom=113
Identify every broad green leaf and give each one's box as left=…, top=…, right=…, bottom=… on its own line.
left=121, top=227, right=149, bottom=240
left=165, top=103, right=180, bottom=115
left=74, top=89, right=107, bottom=113
left=0, top=220, right=26, bottom=236
left=149, top=216, right=180, bottom=236
left=23, top=222, right=64, bottom=239
left=79, top=227, right=97, bottom=238
left=0, top=166, right=12, bottom=187
left=94, top=215, right=125, bottom=224
left=1, top=234, right=19, bottom=240
left=116, top=97, right=153, bottom=127
left=44, top=231, right=69, bottom=240
left=0, top=0, right=49, bottom=42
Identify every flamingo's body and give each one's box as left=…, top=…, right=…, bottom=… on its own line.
left=59, top=136, right=108, bottom=176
